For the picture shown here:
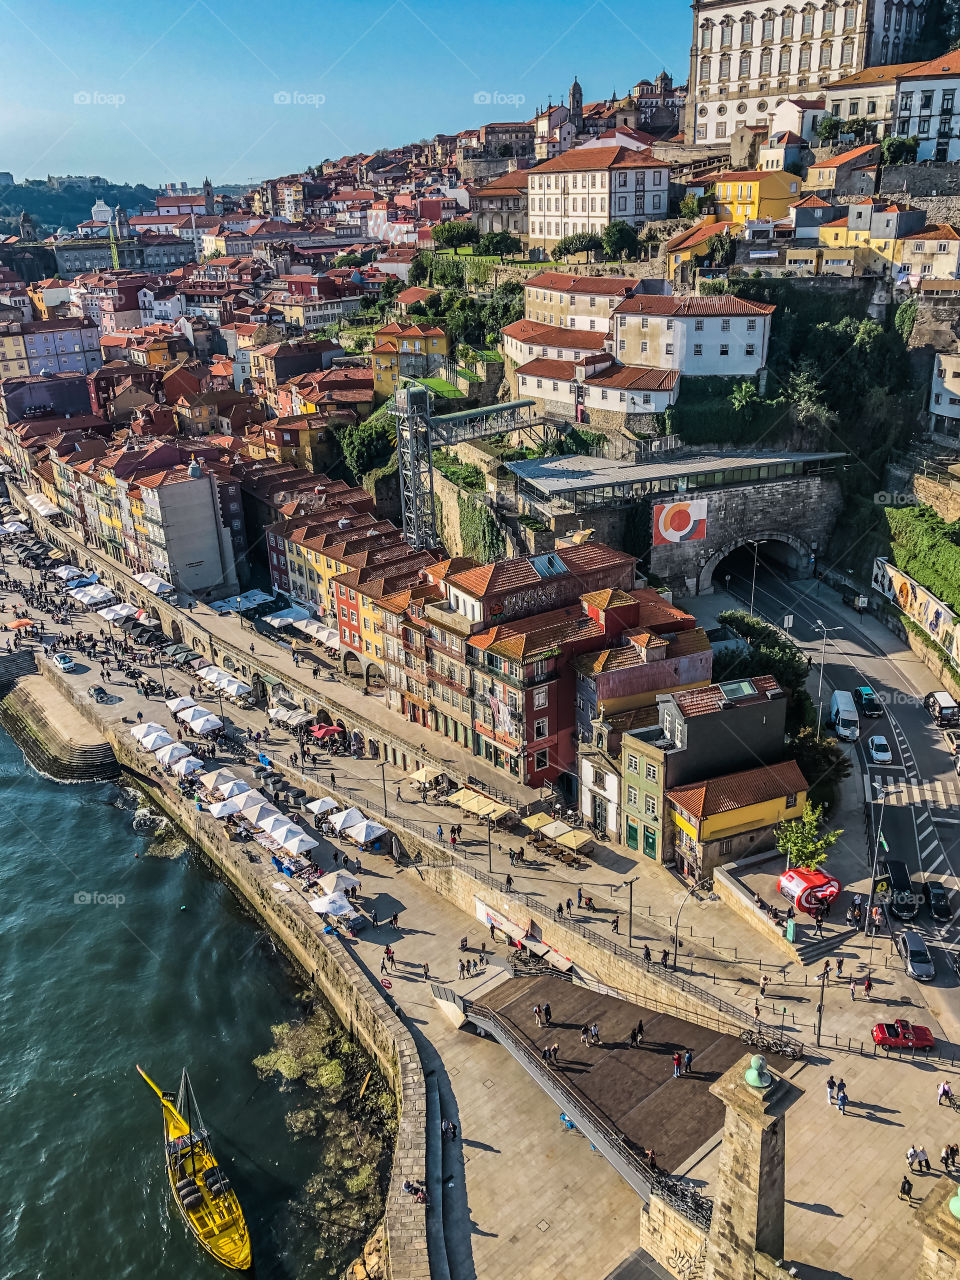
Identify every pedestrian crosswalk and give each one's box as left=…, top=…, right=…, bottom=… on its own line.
left=863, top=772, right=960, bottom=810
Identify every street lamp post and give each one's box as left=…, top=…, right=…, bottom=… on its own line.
left=627, top=876, right=638, bottom=949
left=673, top=876, right=711, bottom=969
left=814, top=619, right=843, bottom=738
left=865, top=780, right=899, bottom=937
left=486, top=814, right=492, bottom=874
left=378, top=760, right=388, bottom=817
left=749, top=540, right=760, bottom=616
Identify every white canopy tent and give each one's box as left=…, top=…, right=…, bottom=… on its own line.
left=54, top=564, right=83, bottom=581
left=328, top=807, right=365, bottom=833
left=141, top=730, right=174, bottom=753
left=132, top=571, right=174, bottom=595
left=234, top=789, right=269, bottom=813
left=220, top=677, right=252, bottom=697
left=24, top=492, right=59, bottom=518
left=343, top=819, right=388, bottom=846
left=98, top=603, right=138, bottom=623
left=306, top=796, right=339, bottom=816
left=244, top=801, right=283, bottom=828
left=198, top=768, right=235, bottom=792
left=155, top=742, right=191, bottom=767
left=318, top=869, right=360, bottom=895
left=218, top=777, right=250, bottom=799
left=308, top=892, right=355, bottom=917
left=264, top=605, right=311, bottom=628
left=280, top=828, right=319, bottom=855
left=191, top=714, right=222, bottom=735
left=165, top=695, right=196, bottom=714
left=209, top=797, right=242, bottom=819
left=177, top=705, right=213, bottom=726
left=130, top=721, right=164, bottom=742
left=2, top=521, right=28, bottom=534
left=172, top=755, right=204, bottom=776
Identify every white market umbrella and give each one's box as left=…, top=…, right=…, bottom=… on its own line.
left=141, top=730, right=174, bottom=752
left=192, top=714, right=222, bottom=735
left=209, top=797, right=242, bottom=818
left=166, top=695, right=196, bottom=713
left=130, top=721, right=164, bottom=742
left=178, top=705, right=210, bottom=725
left=155, top=741, right=191, bottom=766
left=328, top=806, right=364, bottom=833
left=221, top=677, right=252, bottom=697
left=172, top=755, right=203, bottom=777
left=309, top=891, right=355, bottom=916
left=218, top=777, right=250, bottom=799
left=343, top=819, right=388, bottom=846
left=280, top=828, right=319, bottom=855
left=246, top=801, right=283, bottom=828
left=318, top=869, right=360, bottom=894
left=306, top=796, right=339, bottom=816
left=260, top=812, right=293, bottom=836
left=234, top=789, right=269, bottom=813
left=199, top=768, right=235, bottom=792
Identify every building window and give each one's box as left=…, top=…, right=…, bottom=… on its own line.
left=533, top=686, right=548, bottom=709
left=721, top=318, right=731, bottom=331
left=535, top=749, right=548, bottom=771
left=627, top=753, right=639, bottom=773
left=720, top=344, right=729, bottom=356
left=627, top=785, right=638, bottom=806
left=644, top=794, right=657, bottom=817
left=694, top=343, right=703, bottom=355
left=645, top=761, right=658, bottom=781
left=534, top=718, right=548, bottom=739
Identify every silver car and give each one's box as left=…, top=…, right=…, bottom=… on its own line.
left=898, top=929, right=936, bottom=982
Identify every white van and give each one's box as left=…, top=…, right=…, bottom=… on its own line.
left=830, top=690, right=859, bottom=741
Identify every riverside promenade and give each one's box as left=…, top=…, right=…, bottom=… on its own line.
left=0, top=578, right=954, bottom=1280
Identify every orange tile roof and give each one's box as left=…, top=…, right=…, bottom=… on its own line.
left=672, top=676, right=782, bottom=717
left=469, top=604, right=605, bottom=660
left=825, top=61, right=925, bottom=88
left=502, top=319, right=610, bottom=350
left=517, top=357, right=679, bottom=392
left=667, top=759, right=808, bottom=821
left=523, top=271, right=642, bottom=295
left=898, top=48, right=960, bottom=79
left=612, top=294, right=774, bottom=317
left=808, top=143, right=879, bottom=169
left=903, top=224, right=960, bottom=242
left=664, top=220, right=738, bottom=253
left=530, top=145, right=666, bottom=173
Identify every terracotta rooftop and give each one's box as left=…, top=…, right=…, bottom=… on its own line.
left=502, top=319, right=609, bottom=350
left=523, top=271, right=642, bottom=295
left=808, top=143, right=879, bottom=169
left=671, top=675, right=783, bottom=718
left=516, top=357, right=679, bottom=392
left=667, top=759, right=808, bottom=821
left=612, top=294, right=775, bottom=317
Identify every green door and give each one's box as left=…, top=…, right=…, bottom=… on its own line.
left=642, top=825, right=658, bottom=860
left=626, top=819, right=638, bottom=851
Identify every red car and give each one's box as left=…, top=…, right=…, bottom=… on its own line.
left=872, top=1020, right=935, bottom=1051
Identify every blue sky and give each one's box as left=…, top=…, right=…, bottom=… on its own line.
left=0, top=0, right=690, bottom=188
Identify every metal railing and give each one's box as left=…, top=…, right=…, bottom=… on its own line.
left=461, top=996, right=713, bottom=1230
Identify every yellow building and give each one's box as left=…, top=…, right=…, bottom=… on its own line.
left=663, top=218, right=742, bottom=277
left=371, top=322, right=450, bottom=401
left=712, top=169, right=802, bottom=223
left=666, top=759, right=808, bottom=877
left=0, top=322, right=28, bottom=378
left=817, top=202, right=933, bottom=276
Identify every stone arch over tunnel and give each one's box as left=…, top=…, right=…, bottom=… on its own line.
left=698, top=531, right=814, bottom=595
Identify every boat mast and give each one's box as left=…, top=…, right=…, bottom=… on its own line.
left=183, top=1070, right=197, bottom=1177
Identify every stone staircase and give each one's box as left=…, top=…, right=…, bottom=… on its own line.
left=0, top=668, right=119, bottom=781
left=792, top=923, right=860, bottom=966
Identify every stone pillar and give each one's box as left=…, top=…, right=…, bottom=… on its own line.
left=703, top=1054, right=802, bottom=1280
left=916, top=1181, right=960, bottom=1280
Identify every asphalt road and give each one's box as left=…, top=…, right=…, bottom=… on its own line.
left=725, top=553, right=960, bottom=1006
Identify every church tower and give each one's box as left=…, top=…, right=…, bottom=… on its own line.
left=569, top=75, right=583, bottom=133
left=202, top=176, right=213, bottom=215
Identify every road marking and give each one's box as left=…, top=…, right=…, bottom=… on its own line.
left=928, top=853, right=946, bottom=871
left=934, top=817, right=960, bottom=826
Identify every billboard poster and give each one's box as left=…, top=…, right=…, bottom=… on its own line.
left=872, top=558, right=960, bottom=664
left=652, top=499, right=708, bottom=546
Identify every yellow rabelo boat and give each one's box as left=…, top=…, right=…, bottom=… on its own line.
left=137, top=1065, right=252, bottom=1271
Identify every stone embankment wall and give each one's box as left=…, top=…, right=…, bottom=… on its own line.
left=35, top=659, right=430, bottom=1280
left=0, top=655, right=118, bottom=781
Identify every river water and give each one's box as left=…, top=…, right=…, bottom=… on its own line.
left=0, top=733, right=333, bottom=1280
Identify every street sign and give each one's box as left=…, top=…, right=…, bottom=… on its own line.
left=783, top=614, right=794, bottom=630
left=857, top=595, right=868, bottom=609
left=874, top=874, right=890, bottom=896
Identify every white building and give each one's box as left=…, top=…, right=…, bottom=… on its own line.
left=523, top=271, right=670, bottom=331
left=516, top=352, right=680, bottom=415
left=825, top=60, right=923, bottom=134
left=930, top=350, right=960, bottom=437
left=501, top=318, right=612, bottom=368
left=688, top=0, right=929, bottom=145
left=893, top=48, right=960, bottom=161
left=526, top=147, right=670, bottom=255
left=611, top=294, right=775, bottom=375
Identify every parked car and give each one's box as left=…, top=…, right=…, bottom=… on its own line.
left=86, top=685, right=108, bottom=703
left=867, top=735, right=893, bottom=765
left=872, top=1020, right=935, bottom=1052
left=854, top=685, right=884, bottom=717
left=897, top=929, right=936, bottom=982
left=943, top=729, right=960, bottom=755
left=924, top=879, right=952, bottom=922
left=52, top=653, right=75, bottom=673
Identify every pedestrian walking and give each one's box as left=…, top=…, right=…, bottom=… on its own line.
left=541, top=1046, right=551, bottom=1062
left=577, top=887, right=583, bottom=909
left=864, top=975, right=872, bottom=999
left=759, top=974, right=769, bottom=998
left=505, top=874, right=513, bottom=891
left=906, top=1145, right=919, bottom=1171
left=422, top=962, right=430, bottom=981
left=380, top=957, right=388, bottom=974
left=396, top=787, right=401, bottom=802
left=389, top=952, right=397, bottom=971
left=450, top=833, right=457, bottom=850
left=850, top=978, right=857, bottom=1001
left=836, top=1087, right=847, bottom=1116
left=942, top=1148, right=952, bottom=1174
left=643, top=944, right=651, bottom=964
left=556, top=902, right=564, bottom=920
left=437, top=824, right=443, bottom=841
left=458, top=960, right=466, bottom=980
left=371, top=909, right=378, bottom=928
left=580, top=1024, right=589, bottom=1045
left=391, top=911, right=399, bottom=929
left=754, top=1000, right=761, bottom=1020
left=938, top=1080, right=953, bottom=1106
left=826, top=1074, right=836, bottom=1106
left=673, top=1051, right=682, bottom=1078
left=590, top=1021, right=601, bottom=1045
left=836, top=956, right=844, bottom=978
left=629, top=1027, right=638, bottom=1047
left=815, top=915, right=824, bottom=937
left=684, top=1048, right=693, bottom=1074
left=949, top=1143, right=958, bottom=1168
left=534, top=1004, right=543, bottom=1027
left=551, top=1043, right=560, bottom=1063
left=917, top=1145, right=932, bottom=1172
left=900, top=1175, right=914, bottom=1201
left=330, top=771, right=336, bottom=788
left=565, top=897, right=573, bottom=916
left=543, top=1002, right=551, bottom=1025
left=612, top=915, right=620, bottom=934
left=636, top=1019, right=644, bottom=1043
left=660, top=949, right=669, bottom=967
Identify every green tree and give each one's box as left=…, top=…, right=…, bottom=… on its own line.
left=601, top=219, right=639, bottom=261
left=705, top=230, right=735, bottom=266
left=816, top=114, right=842, bottom=143
left=775, top=799, right=843, bottom=871
left=788, top=727, right=853, bottom=810
left=845, top=116, right=873, bottom=141
left=430, top=221, right=480, bottom=253
left=333, top=253, right=362, bottom=267
left=408, top=253, right=429, bottom=285
left=729, top=380, right=760, bottom=418
left=336, top=411, right=393, bottom=482
left=551, top=232, right=604, bottom=261
left=880, top=134, right=919, bottom=165
left=678, top=193, right=701, bottom=219
left=477, top=230, right=523, bottom=260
